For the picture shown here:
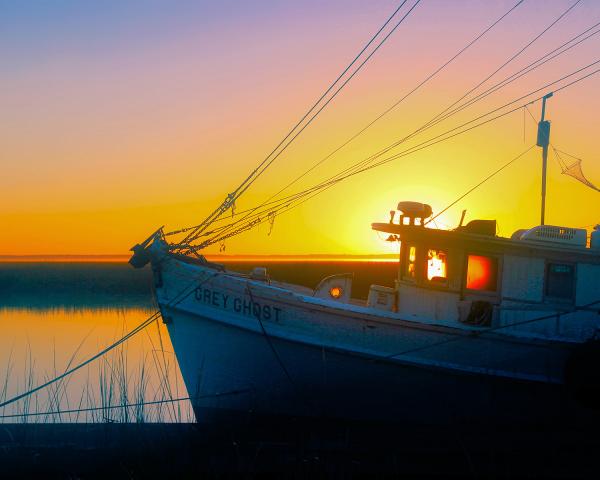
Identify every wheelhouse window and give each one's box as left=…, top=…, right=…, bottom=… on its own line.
left=405, top=246, right=417, bottom=279
left=427, top=249, right=447, bottom=284
left=545, top=263, right=575, bottom=301
left=466, top=255, right=498, bottom=292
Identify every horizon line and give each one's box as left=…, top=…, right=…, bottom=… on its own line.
left=0, top=253, right=399, bottom=263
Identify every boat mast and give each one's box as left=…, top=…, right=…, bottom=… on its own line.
left=536, top=92, right=553, bottom=225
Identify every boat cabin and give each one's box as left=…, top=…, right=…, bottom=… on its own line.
left=370, top=201, right=600, bottom=340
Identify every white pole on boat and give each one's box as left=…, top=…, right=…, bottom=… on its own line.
left=537, top=92, right=553, bottom=225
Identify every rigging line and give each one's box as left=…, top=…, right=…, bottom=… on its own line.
left=234, top=0, right=408, bottom=181
left=425, top=145, right=536, bottom=225
left=243, top=1, right=527, bottom=213
left=323, top=33, right=596, bottom=189
left=384, top=300, right=600, bottom=362
left=198, top=63, right=600, bottom=249
left=188, top=91, right=576, bottom=250
left=207, top=0, right=422, bottom=207
left=171, top=11, right=600, bottom=241
left=179, top=1, right=422, bottom=249
left=320, top=0, right=585, bottom=186
left=165, top=1, right=527, bottom=240
left=322, top=57, right=600, bottom=183
left=523, top=105, right=526, bottom=142
left=227, top=0, right=409, bottom=188
left=553, top=146, right=569, bottom=170
left=196, top=114, right=538, bottom=249
left=525, top=103, right=537, bottom=123
left=178, top=1, right=413, bottom=246
left=0, top=313, right=159, bottom=410
left=165, top=12, right=600, bottom=244
left=192, top=0, right=526, bottom=243
left=179, top=6, right=598, bottom=252
left=203, top=137, right=538, bottom=249
left=0, top=272, right=220, bottom=410
left=192, top=62, right=600, bottom=250
left=339, top=58, right=600, bottom=180
left=554, top=148, right=585, bottom=161
left=245, top=283, right=317, bottom=414
left=280, top=58, right=600, bottom=207
left=416, top=0, right=583, bottom=135
left=419, top=21, right=600, bottom=136
left=0, top=390, right=252, bottom=420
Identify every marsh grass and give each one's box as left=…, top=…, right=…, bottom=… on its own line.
left=0, top=318, right=194, bottom=424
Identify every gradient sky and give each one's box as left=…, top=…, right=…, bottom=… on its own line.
left=1, top=0, right=599, bottom=255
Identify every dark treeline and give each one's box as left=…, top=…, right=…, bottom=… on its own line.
left=0, top=263, right=154, bottom=310
left=0, top=261, right=398, bottom=310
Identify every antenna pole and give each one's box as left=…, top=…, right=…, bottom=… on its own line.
left=536, top=92, right=553, bottom=225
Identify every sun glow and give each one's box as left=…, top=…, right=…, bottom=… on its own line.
left=2, top=2, right=599, bottom=257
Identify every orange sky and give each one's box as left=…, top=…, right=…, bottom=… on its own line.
left=2, top=0, right=599, bottom=256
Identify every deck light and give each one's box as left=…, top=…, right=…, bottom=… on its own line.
left=329, top=286, right=343, bottom=299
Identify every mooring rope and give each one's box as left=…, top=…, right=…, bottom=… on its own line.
left=0, top=313, right=160, bottom=410
left=384, top=300, right=600, bottom=361
left=0, top=270, right=221, bottom=410
left=0, top=389, right=252, bottom=420
left=245, top=283, right=318, bottom=414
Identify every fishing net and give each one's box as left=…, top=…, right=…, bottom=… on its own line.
left=554, top=148, right=600, bottom=192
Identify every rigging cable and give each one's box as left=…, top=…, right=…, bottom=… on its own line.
left=246, top=283, right=318, bottom=413
left=241, top=1, right=528, bottom=218
left=384, top=300, right=600, bottom=362
left=0, top=391, right=251, bottom=420
left=417, top=0, right=582, bottom=135
left=190, top=5, right=596, bottom=247
left=319, top=0, right=585, bottom=195
left=190, top=60, right=600, bottom=250
left=183, top=0, right=527, bottom=244
left=425, top=145, right=536, bottom=225
left=166, top=16, right=600, bottom=241
left=526, top=105, right=600, bottom=192
left=177, top=0, right=420, bottom=248
left=412, top=19, right=600, bottom=141
left=0, top=271, right=220, bottom=410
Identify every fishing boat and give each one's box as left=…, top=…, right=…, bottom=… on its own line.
left=130, top=198, right=599, bottom=424
left=128, top=4, right=600, bottom=424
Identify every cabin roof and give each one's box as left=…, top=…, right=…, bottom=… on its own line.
left=371, top=222, right=600, bottom=264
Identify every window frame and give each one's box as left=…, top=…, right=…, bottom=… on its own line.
left=425, top=248, right=449, bottom=287
left=463, top=252, right=500, bottom=294
left=544, top=261, right=576, bottom=304
left=401, top=244, right=419, bottom=282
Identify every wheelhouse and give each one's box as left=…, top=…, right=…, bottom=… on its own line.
left=372, top=202, right=600, bottom=340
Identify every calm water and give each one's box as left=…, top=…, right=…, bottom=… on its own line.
left=0, top=261, right=397, bottom=423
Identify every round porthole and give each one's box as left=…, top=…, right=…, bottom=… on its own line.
left=329, top=286, right=343, bottom=299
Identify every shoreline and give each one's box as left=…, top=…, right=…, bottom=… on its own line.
left=0, top=420, right=597, bottom=476
left=0, top=254, right=399, bottom=263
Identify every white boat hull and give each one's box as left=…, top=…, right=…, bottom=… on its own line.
left=150, top=251, right=595, bottom=424
left=163, top=305, right=579, bottom=425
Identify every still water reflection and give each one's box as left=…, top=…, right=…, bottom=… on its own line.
left=0, top=307, right=193, bottom=423
left=0, top=261, right=193, bottom=423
